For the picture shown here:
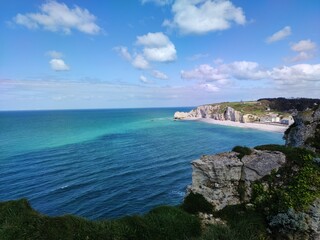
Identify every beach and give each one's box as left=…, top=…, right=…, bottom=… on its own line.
left=183, top=118, right=289, bottom=133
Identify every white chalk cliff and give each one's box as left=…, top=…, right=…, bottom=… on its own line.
left=174, top=105, right=249, bottom=123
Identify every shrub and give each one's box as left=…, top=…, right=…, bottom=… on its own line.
left=208, top=205, right=269, bottom=240
left=252, top=145, right=320, bottom=214
left=232, top=146, right=252, bottom=159
left=145, top=206, right=201, bottom=239
left=182, top=192, right=213, bottom=214
left=198, top=224, right=234, bottom=240
left=268, top=208, right=308, bottom=234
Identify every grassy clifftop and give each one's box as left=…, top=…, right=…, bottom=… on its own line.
left=208, top=98, right=320, bottom=116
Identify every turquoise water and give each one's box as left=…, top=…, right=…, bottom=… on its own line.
left=0, top=108, right=284, bottom=219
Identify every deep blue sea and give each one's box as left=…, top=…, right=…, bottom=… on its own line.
left=0, top=108, right=284, bottom=219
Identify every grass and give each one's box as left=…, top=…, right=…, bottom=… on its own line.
left=197, top=205, right=270, bottom=240
left=0, top=199, right=201, bottom=240
left=211, top=101, right=271, bottom=116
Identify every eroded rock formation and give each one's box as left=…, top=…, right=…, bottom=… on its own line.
left=188, top=150, right=286, bottom=210
left=174, top=105, right=244, bottom=122
left=285, top=106, right=320, bottom=153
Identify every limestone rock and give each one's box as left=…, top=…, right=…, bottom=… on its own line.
left=241, top=150, right=286, bottom=182
left=224, top=106, right=243, bottom=122
left=285, top=106, right=320, bottom=152
left=198, top=212, right=226, bottom=228
left=173, top=111, right=190, bottom=119
left=174, top=104, right=244, bottom=122
left=188, top=150, right=286, bottom=210
left=243, top=114, right=259, bottom=123
left=189, top=152, right=243, bottom=210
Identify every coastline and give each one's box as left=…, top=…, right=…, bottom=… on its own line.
left=182, top=117, right=288, bottom=133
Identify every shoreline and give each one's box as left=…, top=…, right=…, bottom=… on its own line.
left=182, top=117, right=288, bottom=133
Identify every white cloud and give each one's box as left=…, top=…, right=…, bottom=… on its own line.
left=114, top=46, right=132, bottom=61
left=288, top=39, right=317, bottom=62
left=181, top=61, right=267, bottom=81
left=222, top=61, right=268, bottom=80
left=139, top=75, right=150, bottom=83
left=132, top=54, right=150, bottom=69
left=152, top=70, right=169, bottom=80
left=143, top=44, right=176, bottom=62
left=137, top=32, right=170, bottom=47
left=114, top=47, right=149, bottom=70
left=291, top=39, right=317, bottom=52
left=141, top=0, right=172, bottom=5
left=13, top=1, right=101, bottom=34
left=181, top=64, right=228, bottom=81
left=266, top=26, right=291, bottom=43
left=46, top=50, right=63, bottom=59
left=163, top=0, right=246, bottom=35
left=50, top=58, right=70, bottom=71
left=182, top=60, right=320, bottom=84
left=270, top=64, right=320, bottom=82
left=136, top=32, right=177, bottom=62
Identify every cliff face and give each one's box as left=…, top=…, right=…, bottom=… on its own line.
left=174, top=105, right=244, bottom=122
left=285, top=106, right=320, bottom=153
left=188, top=150, right=286, bottom=210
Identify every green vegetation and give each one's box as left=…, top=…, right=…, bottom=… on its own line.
left=182, top=192, right=213, bottom=214
left=232, top=145, right=252, bottom=159
left=252, top=145, right=320, bottom=214
left=0, top=199, right=201, bottom=240
left=213, top=101, right=269, bottom=116
left=198, top=205, right=269, bottom=240
left=258, top=97, right=320, bottom=112
left=268, top=208, right=309, bottom=236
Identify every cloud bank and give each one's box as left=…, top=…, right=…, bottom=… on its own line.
left=182, top=61, right=320, bottom=84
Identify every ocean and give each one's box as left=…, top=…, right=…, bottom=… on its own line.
left=0, top=108, right=284, bottom=219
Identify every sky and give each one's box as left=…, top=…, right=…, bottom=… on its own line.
left=0, top=0, right=319, bottom=110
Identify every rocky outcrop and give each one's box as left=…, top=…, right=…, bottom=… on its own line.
left=285, top=106, right=320, bottom=153
left=174, top=105, right=244, bottom=122
left=173, top=111, right=189, bottom=119
left=243, top=113, right=259, bottom=123
left=186, top=104, right=320, bottom=239
left=241, top=150, right=286, bottom=182
left=224, top=107, right=243, bottom=122
left=188, top=150, right=286, bottom=210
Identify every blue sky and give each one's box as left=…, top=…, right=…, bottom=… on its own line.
left=1, top=0, right=319, bottom=110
